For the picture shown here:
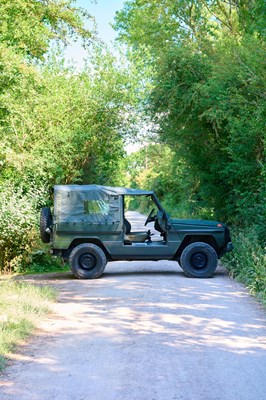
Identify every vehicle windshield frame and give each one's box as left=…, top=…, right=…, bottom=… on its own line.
left=123, top=193, right=165, bottom=213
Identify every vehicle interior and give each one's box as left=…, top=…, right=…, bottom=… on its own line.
left=123, top=195, right=167, bottom=245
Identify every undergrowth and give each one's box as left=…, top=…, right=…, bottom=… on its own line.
left=22, top=251, right=68, bottom=275
left=0, top=280, right=56, bottom=371
left=223, top=228, right=266, bottom=305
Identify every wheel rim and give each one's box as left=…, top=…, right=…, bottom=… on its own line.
left=78, top=253, right=96, bottom=270
left=190, top=252, right=207, bottom=269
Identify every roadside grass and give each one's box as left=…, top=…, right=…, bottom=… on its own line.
left=0, top=279, right=56, bottom=371
left=24, top=258, right=69, bottom=275
left=223, top=228, right=266, bottom=305
left=13, top=247, right=69, bottom=275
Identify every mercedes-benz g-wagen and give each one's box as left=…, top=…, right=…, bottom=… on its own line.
left=40, top=185, right=233, bottom=279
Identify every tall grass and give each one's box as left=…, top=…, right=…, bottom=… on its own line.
left=0, top=280, right=56, bottom=370
left=223, top=228, right=266, bottom=305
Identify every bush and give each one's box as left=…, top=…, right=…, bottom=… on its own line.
left=224, top=227, right=266, bottom=304
left=23, top=249, right=67, bottom=275
left=0, top=185, right=43, bottom=273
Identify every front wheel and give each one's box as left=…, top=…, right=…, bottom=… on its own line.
left=69, top=243, right=107, bottom=279
left=180, top=242, right=218, bottom=278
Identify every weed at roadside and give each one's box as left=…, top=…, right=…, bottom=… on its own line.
left=224, top=228, right=266, bottom=305
left=0, top=280, right=56, bottom=371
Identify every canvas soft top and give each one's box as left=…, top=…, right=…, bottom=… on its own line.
left=54, top=185, right=154, bottom=196
left=53, top=185, right=154, bottom=224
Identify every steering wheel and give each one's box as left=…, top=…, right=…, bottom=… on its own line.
left=144, top=208, right=156, bottom=226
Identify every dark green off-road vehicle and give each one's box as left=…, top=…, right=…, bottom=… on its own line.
left=40, top=185, right=233, bottom=279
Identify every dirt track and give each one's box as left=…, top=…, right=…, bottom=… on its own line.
left=1, top=213, right=266, bottom=400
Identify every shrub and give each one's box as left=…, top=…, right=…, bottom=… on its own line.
left=224, top=227, right=266, bottom=304
left=0, top=185, right=43, bottom=273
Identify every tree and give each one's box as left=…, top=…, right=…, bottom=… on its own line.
left=115, top=0, right=266, bottom=228
left=0, top=2, right=141, bottom=271
left=0, top=0, right=93, bottom=59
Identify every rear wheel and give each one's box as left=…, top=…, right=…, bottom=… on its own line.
left=69, top=243, right=107, bottom=279
left=180, top=242, right=218, bottom=278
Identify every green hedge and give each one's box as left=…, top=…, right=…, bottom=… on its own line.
left=223, top=227, right=266, bottom=305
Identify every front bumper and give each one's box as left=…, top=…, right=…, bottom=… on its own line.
left=226, top=242, right=234, bottom=253
left=219, top=241, right=234, bottom=258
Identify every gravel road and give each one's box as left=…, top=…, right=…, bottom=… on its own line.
left=1, top=212, right=266, bottom=400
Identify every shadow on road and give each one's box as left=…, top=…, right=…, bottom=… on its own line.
left=2, top=259, right=266, bottom=400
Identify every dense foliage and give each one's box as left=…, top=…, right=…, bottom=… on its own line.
left=115, top=0, right=266, bottom=300
left=0, top=1, right=265, bottom=301
left=0, top=1, right=136, bottom=272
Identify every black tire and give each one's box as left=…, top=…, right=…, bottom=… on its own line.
left=69, top=243, right=107, bottom=279
left=40, top=207, right=52, bottom=243
left=180, top=242, right=218, bottom=278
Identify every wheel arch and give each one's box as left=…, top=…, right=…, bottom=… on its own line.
left=65, top=238, right=110, bottom=260
left=175, top=234, right=219, bottom=259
